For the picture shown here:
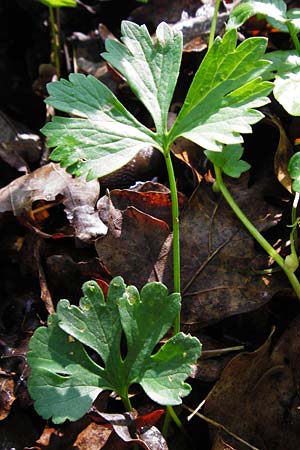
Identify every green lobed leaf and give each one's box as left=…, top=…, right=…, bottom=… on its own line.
left=168, top=29, right=273, bottom=151
left=227, top=0, right=287, bottom=30
left=264, top=51, right=300, bottom=116
left=101, top=21, right=182, bottom=137
left=42, top=73, right=160, bottom=180
left=205, top=144, right=251, bottom=178
left=28, top=277, right=201, bottom=423
left=288, top=152, right=300, bottom=192
left=39, top=0, right=76, bottom=7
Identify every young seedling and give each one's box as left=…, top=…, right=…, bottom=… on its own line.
left=28, top=19, right=275, bottom=425
left=28, top=277, right=201, bottom=422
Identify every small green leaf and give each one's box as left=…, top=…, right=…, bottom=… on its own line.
left=205, top=144, right=251, bottom=178
left=101, top=21, right=182, bottom=136
left=168, top=29, right=273, bottom=151
left=42, top=73, right=159, bottom=180
left=39, top=0, right=76, bottom=7
left=28, top=278, right=201, bottom=423
left=227, top=0, right=287, bottom=30
left=265, top=51, right=300, bottom=116
left=288, top=151, right=300, bottom=192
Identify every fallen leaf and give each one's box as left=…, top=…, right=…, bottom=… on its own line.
left=96, top=205, right=171, bottom=287
left=0, top=377, right=15, bottom=420
left=0, top=163, right=106, bottom=242
left=73, top=422, right=112, bottom=449
left=203, top=315, right=300, bottom=450
left=265, top=114, right=294, bottom=193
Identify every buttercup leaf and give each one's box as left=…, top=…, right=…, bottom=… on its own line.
left=205, top=144, right=251, bottom=178
left=28, top=278, right=201, bottom=423
left=168, top=29, right=273, bottom=151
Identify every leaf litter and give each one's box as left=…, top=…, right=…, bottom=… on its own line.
left=1, top=1, right=300, bottom=449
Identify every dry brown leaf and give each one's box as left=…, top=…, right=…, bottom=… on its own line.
left=0, top=163, right=106, bottom=242
left=203, top=315, right=300, bottom=450
left=0, top=377, right=15, bottom=421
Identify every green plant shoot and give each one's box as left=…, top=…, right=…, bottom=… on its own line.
left=28, top=277, right=201, bottom=423
left=42, top=22, right=273, bottom=334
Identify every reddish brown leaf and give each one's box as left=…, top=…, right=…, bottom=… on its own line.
left=96, top=206, right=170, bottom=288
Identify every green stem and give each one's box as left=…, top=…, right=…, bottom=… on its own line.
left=49, top=6, right=61, bottom=78
left=208, top=0, right=222, bottom=49
left=164, top=147, right=181, bottom=334
left=287, top=22, right=300, bottom=54
left=121, top=388, right=133, bottom=412
left=214, top=164, right=300, bottom=299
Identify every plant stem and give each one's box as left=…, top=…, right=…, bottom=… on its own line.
left=208, top=0, right=222, bottom=49
left=121, top=389, right=133, bottom=412
left=287, top=22, right=300, bottom=54
left=164, top=147, right=181, bottom=334
left=214, top=165, right=300, bottom=299
left=49, top=6, right=61, bottom=78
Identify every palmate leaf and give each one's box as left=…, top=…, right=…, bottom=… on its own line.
left=41, top=22, right=182, bottom=180
left=168, top=29, right=273, bottom=151
left=28, top=278, right=201, bottom=424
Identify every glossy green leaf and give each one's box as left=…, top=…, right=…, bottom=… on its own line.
left=227, top=0, right=287, bottom=30
left=41, top=73, right=159, bottom=180
left=101, top=21, right=182, bottom=136
left=39, top=0, right=76, bottom=7
left=168, top=29, right=273, bottom=151
left=288, top=152, right=300, bottom=192
left=28, top=278, right=201, bottom=423
left=264, top=51, right=300, bottom=116
left=205, top=144, right=251, bottom=178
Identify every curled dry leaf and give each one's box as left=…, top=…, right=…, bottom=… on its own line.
left=0, top=163, right=106, bottom=242
left=265, top=113, right=294, bottom=193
